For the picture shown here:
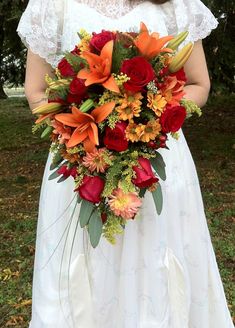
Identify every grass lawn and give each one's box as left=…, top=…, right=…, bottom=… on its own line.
left=0, top=96, right=234, bottom=327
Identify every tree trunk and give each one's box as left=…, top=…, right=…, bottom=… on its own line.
left=0, top=82, right=7, bottom=99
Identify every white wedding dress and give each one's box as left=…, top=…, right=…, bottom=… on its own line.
left=17, top=0, right=234, bottom=327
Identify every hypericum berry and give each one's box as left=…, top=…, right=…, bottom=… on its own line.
left=101, top=212, right=107, bottom=224
left=159, top=135, right=167, bottom=142
left=160, top=142, right=166, bottom=148
left=147, top=141, right=157, bottom=149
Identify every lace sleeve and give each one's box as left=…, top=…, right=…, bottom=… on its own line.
left=165, top=0, right=218, bottom=42
left=17, top=0, right=65, bottom=67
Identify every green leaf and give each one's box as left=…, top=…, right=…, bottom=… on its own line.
left=57, top=175, right=69, bottom=183
left=41, top=126, right=53, bottom=139
left=48, top=169, right=61, bottom=180
left=79, top=200, right=95, bottom=228
left=152, top=184, right=163, bottom=215
left=64, top=52, right=87, bottom=72
left=112, top=41, right=137, bottom=73
left=50, top=154, right=63, bottom=170
left=150, top=153, right=166, bottom=181
left=88, top=210, right=103, bottom=248
left=77, top=194, right=82, bottom=204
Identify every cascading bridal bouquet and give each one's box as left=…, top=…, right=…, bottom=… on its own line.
left=32, top=22, right=201, bottom=247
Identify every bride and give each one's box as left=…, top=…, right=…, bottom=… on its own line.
left=17, top=0, right=234, bottom=327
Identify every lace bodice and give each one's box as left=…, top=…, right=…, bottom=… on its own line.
left=17, top=0, right=218, bottom=67
left=77, top=0, right=145, bottom=18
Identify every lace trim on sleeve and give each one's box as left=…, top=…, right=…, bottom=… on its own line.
left=171, top=0, right=218, bottom=42
left=17, top=0, right=64, bottom=67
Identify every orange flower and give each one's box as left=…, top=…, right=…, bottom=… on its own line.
left=134, top=22, right=174, bottom=60
left=77, top=40, right=120, bottom=93
left=161, top=76, right=185, bottom=106
left=55, top=102, right=115, bottom=152
left=147, top=92, right=167, bottom=117
left=125, top=122, right=140, bottom=142
left=116, top=92, right=143, bottom=121
left=83, top=148, right=111, bottom=173
left=51, top=119, right=72, bottom=144
left=135, top=120, right=161, bottom=142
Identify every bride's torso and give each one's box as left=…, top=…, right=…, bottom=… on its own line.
left=61, top=0, right=177, bottom=52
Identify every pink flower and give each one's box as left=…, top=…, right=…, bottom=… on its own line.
left=108, top=188, right=142, bottom=219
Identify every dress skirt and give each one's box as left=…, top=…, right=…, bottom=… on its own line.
left=29, top=129, right=234, bottom=328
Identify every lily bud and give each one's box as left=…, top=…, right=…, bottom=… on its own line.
left=32, top=102, right=62, bottom=115
left=167, top=31, right=189, bottom=50
left=168, top=42, right=194, bottom=73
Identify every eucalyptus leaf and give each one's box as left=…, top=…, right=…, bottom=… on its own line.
left=79, top=200, right=95, bottom=228
left=152, top=184, right=163, bottom=215
left=48, top=169, right=61, bottom=181
left=57, top=175, right=69, bottom=183
left=50, top=153, right=63, bottom=170
left=150, top=153, right=166, bottom=181
left=88, top=210, right=103, bottom=248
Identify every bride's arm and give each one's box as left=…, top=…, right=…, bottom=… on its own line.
left=24, top=49, right=54, bottom=110
left=183, top=40, right=211, bottom=108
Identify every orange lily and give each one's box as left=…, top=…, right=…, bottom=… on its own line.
left=55, top=102, right=115, bottom=152
left=134, top=22, right=174, bottom=59
left=77, top=40, right=120, bottom=93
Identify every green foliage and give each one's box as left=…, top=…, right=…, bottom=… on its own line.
left=102, top=213, right=124, bottom=244
left=152, top=184, right=163, bottom=215
left=79, top=200, right=95, bottom=228
left=88, top=210, right=103, bottom=248
left=202, top=0, right=234, bottom=93
left=181, top=98, right=202, bottom=118
left=150, top=153, right=166, bottom=181
left=112, top=38, right=137, bottom=73
left=0, top=0, right=28, bottom=96
left=64, top=52, right=87, bottom=71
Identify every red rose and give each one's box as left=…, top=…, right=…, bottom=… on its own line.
left=170, top=68, right=186, bottom=82
left=121, top=56, right=155, bottom=92
left=103, top=121, right=128, bottom=152
left=67, top=77, right=87, bottom=104
left=160, top=105, right=186, bottom=133
left=58, top=165, right=77, bottom=178
left=132, top=157, right=158, bottom=188
left=58, top=58, right=75, bottom=77
left=90, top=30, right=116, bottom=52
left=77, top=176, right=105, bottom=204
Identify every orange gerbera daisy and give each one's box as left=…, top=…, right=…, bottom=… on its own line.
left=77, top=40, right=120, bottom=93
left=116, top=92, right=143, bottom=121
left=147, top=92, right=167, bottom=117
left=134, top=22, right=173, bottom=60
left=135, top=120, right=161, bottom=142
left=125, top=122, right=140, bottom=142
left=108, top=188, right=142, bottom=220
